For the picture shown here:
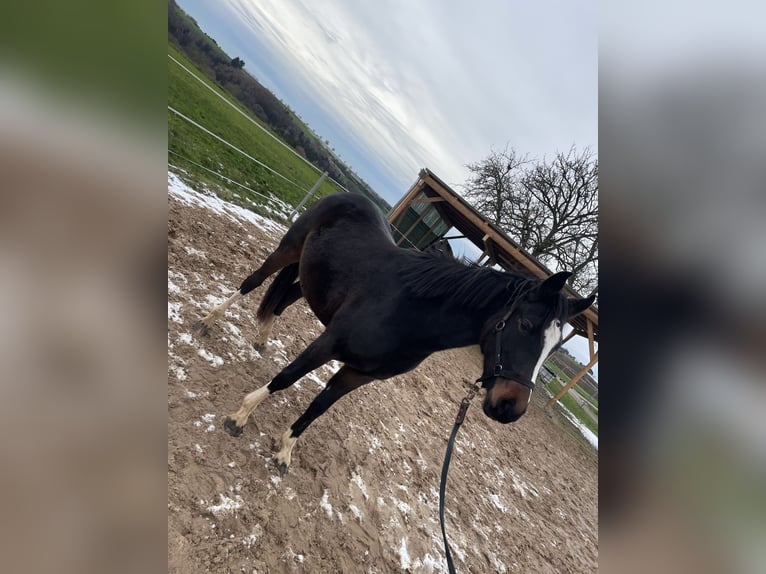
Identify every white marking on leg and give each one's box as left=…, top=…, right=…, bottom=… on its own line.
left=530, top=320, right=562, bottom=386
left=254, top=315, right=275, bottom=346
left=201, top=291, right=242, bottom=326
left=276, top=429, right=298, bottom=469
left=229, top=383, right=269, bottom=428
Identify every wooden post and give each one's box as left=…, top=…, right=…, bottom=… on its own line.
left=586, top=319, right=595, bottom=360
left=545, top=352, right=599, bottom=409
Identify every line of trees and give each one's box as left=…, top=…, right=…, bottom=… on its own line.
left=463, top=146, right=598, bottom=295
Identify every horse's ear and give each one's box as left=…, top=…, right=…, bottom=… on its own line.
left=567, top=295, right=596, bottom=319
left=539, top=271, right=572, bottom=297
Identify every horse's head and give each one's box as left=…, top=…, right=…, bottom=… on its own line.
left=479, top=272, right=595, bottom=423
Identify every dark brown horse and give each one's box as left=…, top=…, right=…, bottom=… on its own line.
left=194, top=193, right=594, bottom=475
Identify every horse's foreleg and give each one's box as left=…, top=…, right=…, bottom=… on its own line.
left=223, top=334, right=336, bottom=437
left=275, top=366, right=373, bottom=476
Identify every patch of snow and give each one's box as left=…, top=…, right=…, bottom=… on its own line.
left=420, top=552, right=447, bottom=573
left=225, top=322, right=242, bottom=337
left=183, top=245, right=207, bottom=258
left=398, top=538, right=411, bottom=570
left=349, top=504, right=363, bottom=521
left=508, top=469, right=539, bottom=498
left=488, top=493, right=508, bottom=512
left=351, top=471, right=369, bottom=500
left=168, top=301, right=183, bottom=324
left=168, top=270, right=187, bottom=284
left=492, top=555, right=508, bottom=573
left=177, top=332, right=193, bottom=345
left=207, top=494, right=243, bottom=517
left=320, top=490, right=333, bottom=518
left=392, top=497, right=411, bottom=516
left=304, top=372, right=326, bottom=388
left=558, top=403, right=599, bottom=449
left=168, top=171, right=286, bottom=234
left=170, top=365, right=187, bottom=381
left=197, top=348, right=224, bottom=367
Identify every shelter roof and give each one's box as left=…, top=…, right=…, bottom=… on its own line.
left=388, top=168, right=598, bottom=342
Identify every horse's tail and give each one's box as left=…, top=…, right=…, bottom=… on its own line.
left=256, top=263, right=300, bottom=321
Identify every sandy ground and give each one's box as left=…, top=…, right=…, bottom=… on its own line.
left=167, top=173, right=597, bottom=573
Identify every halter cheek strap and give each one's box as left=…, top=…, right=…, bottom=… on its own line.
left=477, top=289, right=537, bottom=390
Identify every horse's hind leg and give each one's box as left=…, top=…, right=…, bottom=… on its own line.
left=192, top=217, right=311, bottom=336
left=275, top=366, right=373, bottom=476
left=223, top=332, right=336, bottom=436
left=253, top=281, right=303, bottom=350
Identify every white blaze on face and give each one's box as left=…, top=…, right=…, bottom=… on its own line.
left=530, top=320, right=562, bottom=387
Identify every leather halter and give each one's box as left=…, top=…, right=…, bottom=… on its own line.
left=476, top=284, right=536, bottom=390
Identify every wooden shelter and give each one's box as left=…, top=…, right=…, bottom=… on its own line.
left=388, top=168, right=598, bottom=409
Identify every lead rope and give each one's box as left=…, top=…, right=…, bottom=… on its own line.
left=439, top=379, right=482, bottom=574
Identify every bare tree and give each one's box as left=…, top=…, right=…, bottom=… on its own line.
left=462, top=147, right=529, bottom=226
left=463, top=146, right=598, bottom=295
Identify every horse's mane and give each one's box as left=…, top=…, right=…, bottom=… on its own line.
left=399, top=252, right=537, bottom=311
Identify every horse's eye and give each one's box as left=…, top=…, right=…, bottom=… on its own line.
left=519, top=318, right=533, bottom=332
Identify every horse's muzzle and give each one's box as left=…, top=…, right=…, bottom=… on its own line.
left=482, top=378, right=530, bottom=423
left=483, top=398, right=525, bottom=423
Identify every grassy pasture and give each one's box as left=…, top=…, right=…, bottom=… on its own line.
left=167, top=45, right=339, bottom=221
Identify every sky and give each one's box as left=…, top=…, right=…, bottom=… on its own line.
left=175, top=0, right=598, bottom=376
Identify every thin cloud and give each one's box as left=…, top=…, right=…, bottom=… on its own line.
left=187, top=0, right=596, bottom=199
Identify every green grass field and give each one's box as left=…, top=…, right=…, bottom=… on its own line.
left=543, top=376, right=598, bottom=435
left=168, top=45, right=340, bottom=221
left=541, top=360, right=598, bottom=435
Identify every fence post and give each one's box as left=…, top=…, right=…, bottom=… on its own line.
left=290, top=171, right=328, bottom=220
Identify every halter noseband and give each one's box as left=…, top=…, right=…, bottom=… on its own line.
left=476, top=284, right=536, bottom=390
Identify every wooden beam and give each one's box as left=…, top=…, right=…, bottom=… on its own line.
left=545, top=352, right=598, bottom=409
left=409, top=197, right=445, bottom=204
left=560, top=329, right=578, bottom=347
left=586, top=319, right=595, bottom=361
left=481, top=234, right=498, bottom=265
left=421, top=174, right=545, bottom=278
left=387, top=178, right=427, bottom=223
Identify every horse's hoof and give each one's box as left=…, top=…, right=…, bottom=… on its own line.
left=253, top=342, right=265, bottom=353
left=223, top=418, right=243, bottom=437
left=277, top=462, right=289, bottom=478
left=191, top=321, right=210, bottom=336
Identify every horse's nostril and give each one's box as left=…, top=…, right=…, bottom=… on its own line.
left=500, top=398, right=516, bottom=415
